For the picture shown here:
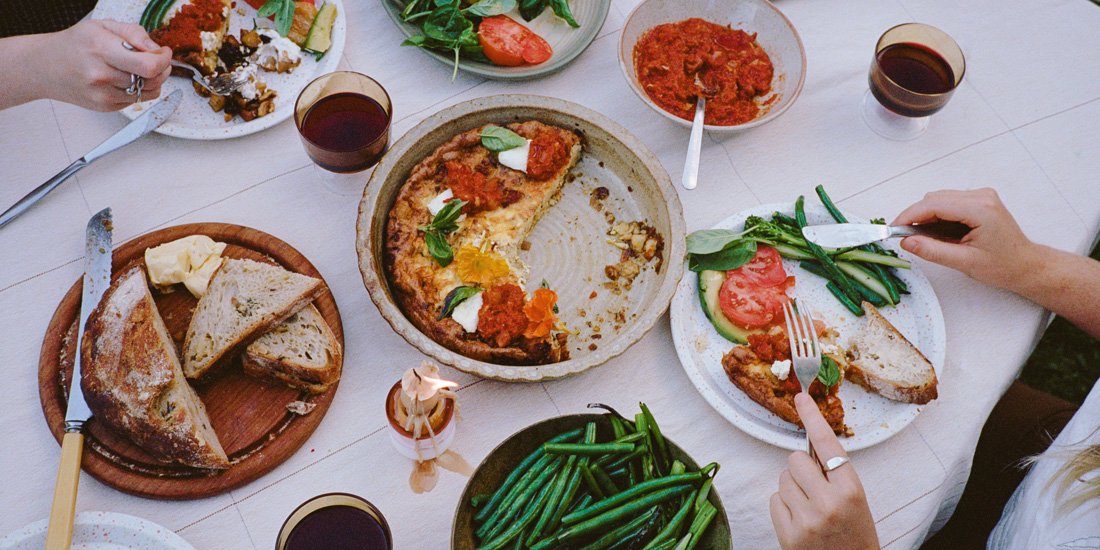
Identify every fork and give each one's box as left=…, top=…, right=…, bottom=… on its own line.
left=170, top=60, right=248, bottom=96
left=784, top=298, right=822, bottom=463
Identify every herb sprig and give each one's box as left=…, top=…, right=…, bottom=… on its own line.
left=419, top=198, right=467, bottom=266
left=257, top=0, right=296, bottom=37
left=480, top=125, right=527, bottom=152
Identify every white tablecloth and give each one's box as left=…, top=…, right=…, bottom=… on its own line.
left=3, top=0, right=1100, bottom=548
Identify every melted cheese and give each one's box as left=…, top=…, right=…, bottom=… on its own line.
left=451, top=291, right=483, bottom=332
left=427, top=189, right=454, bottom=216
left=498, top=139, right=532, bottom=173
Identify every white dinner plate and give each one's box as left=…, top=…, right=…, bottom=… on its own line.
left=0, top=511, right=195, bottom=549
left=91, top=0, right=346, bottom=140
left=669, top=202, right=946, bottom=452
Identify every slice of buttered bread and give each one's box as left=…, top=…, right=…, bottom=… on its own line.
left=243, top=304, right=342, bottom=394
left=846, top=302, right=938, bottom=405
left=82, top=266, right=229, bottom=469
left=182, top=258, right=324, bottom=380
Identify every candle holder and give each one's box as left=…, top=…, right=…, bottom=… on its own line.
left=385, top=380, right=456, bottom=461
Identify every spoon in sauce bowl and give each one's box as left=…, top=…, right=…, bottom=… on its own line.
left=682, top=75, right=717, bottom=190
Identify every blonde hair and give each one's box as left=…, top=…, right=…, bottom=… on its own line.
left=1027, top=436, right=1100, bottom=513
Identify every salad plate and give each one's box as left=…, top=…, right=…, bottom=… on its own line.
left=669, top=202, right=946, bottom=452
left=381, top=0, right=611, bottom=80
left=90, top=0, right=346, bottom=140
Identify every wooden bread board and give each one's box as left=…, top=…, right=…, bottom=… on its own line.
left=38, top=223, right=344, bottom=500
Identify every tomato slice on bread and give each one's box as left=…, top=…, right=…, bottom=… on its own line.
left=478, top=15, right=553, bottom=67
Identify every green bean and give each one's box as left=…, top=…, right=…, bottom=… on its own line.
left=604, top=446, right=646, bottom=472
left=685, top=502, right=717, bottom=550
left=563, top=473, right=704, bottom=525
left=531, top=485, right=693, bottom=549
left=673, top=534, right=691, bottom=550
left=610, top=415, right=627, bottom=439
left=476, top=428, right=582, bottom=523
left=591, top=465, right=620, bottom=496
left=868, top=262, right=901, bottom=303
left=544, top=442, right=635, bottom=455
left=796, top=195, right=863, bottom=306
left=548, top=465, right=584, bottom=531
left=826, top=281, right=865, bottom=316
left=477, top=476, right=557, bottom=550
left=527, top=455, right=577, bottom=546
left=640, top=403, right=670, bottom=475
left=693, top=477, right=713, bottom=513
left=815, top=184, right=847, bottom=225
left=800, top=261, right=887, bottom=307
left=478, top=456, right=563, bottom=540
left=643, top=489, right=698, bottom=549
left=579, top=462, right=606, bottom=500
left=580, top=507, right=659, bottom=550
left=837, top=261, right=895, bottom=305
left=634, top=413, right=656, bottom=479
left=149, top=0, right=174, bottom=31
left=670, top=460, right=685, bottom=475
left=649, top=540, right=678, bottom=550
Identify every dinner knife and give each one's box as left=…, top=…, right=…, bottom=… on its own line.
left=0, top=90, right=180, bottom=230
left=801, top=221, right=971, bottom=248
left=44, top=208, right=113, bottom=550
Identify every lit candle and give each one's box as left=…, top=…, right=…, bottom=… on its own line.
left=385, top=362, right=469, bottom=493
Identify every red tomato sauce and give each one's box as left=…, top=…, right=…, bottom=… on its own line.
left=444, top=161, right=517, bottom=214
left=151, top=0, right=226, bottom=53
left=633, top=18, right=775, bottom=126
left=525, top=130, right=571, bottom=180
left=477, top=284, right=528, bottom=347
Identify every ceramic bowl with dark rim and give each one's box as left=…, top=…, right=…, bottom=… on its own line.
left=619, top=0, right=807, bottom=133
left=381, top=0, right=612, bottom=80
left=355, top=95, right=686, bottom=382
left=452, top=413, right=732, bottom=549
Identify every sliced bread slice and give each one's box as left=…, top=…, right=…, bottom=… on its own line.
left=82, top=266, right=229, bottom=469
left=845, top=302, right=938, bottom=404
left=242, top=304, right=342, bottom=394
left=182, top=258, right=324, bottom=380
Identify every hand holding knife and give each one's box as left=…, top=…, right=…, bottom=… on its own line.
left=44, top=208, right=113, bottom=550
left=801, top=220, right=971, bottom=248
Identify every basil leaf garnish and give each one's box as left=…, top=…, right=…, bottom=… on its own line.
left=424, top=231, right=453, bottom=267
left=439, top=286, right=481, bottom=320
left=481, top=125, right=527, bottom=153
left=463, top=0, right=516, bottom=17
left=686, top=229, right=744, bottom=255
left=817, top=356, right=841, bottom=388
left=688, top=240, right=757, bottom=272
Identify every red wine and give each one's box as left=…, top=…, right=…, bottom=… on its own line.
left=869, top=42, right=957, bottom=117
left=877, top=43, right=954, bottom=94
left=301, top=92, right=389, bottom=152
left=298, top=92, right=391, bottom=173
left=285, top=505, right=390, bottom=550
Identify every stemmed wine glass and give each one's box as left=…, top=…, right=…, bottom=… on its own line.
left=860, top=23, right=965, bottom=141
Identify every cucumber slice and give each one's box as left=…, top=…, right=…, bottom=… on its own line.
left=304, top=3, right=337, bottom=54
left=698, top=270, right=752, bottom=344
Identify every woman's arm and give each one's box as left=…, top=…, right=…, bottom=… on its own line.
left=0, top=20, right=171, bottom=112
left=894, top=188, right=1100, bottom=340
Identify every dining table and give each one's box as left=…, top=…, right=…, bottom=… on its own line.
left=3, top=0, right=1100, bottom=548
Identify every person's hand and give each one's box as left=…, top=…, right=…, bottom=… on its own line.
left=38, top=20, right=171, bottom=111
left=770, top=393, right=878, bottom=550
left=892, top=188, right=1039, bottom=291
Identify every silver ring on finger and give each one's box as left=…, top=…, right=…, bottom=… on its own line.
left=823, top=456, right=850, bottom=472
left=121, top=41, right=145, bottom=102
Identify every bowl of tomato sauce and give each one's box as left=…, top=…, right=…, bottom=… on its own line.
left=619, top=0, right=806, bottom=133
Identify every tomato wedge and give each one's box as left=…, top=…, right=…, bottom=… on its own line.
left=718, top=272, right=788, bottom=329
left=477, top=15, right=553, bottom=67
left=736, top=244, right=787, bottom=287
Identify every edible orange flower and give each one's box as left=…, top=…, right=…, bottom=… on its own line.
left=454, top=245, right=510, bottom=286
left=523, top=288, right=558, bottom=339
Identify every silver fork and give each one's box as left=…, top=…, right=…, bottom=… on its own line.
left=170, top=60, right=248, bottom=96
left=784, top=298, right=822, bottom=463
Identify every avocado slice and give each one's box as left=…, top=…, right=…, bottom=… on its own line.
left=304, top=3, right=337, bottom=54
left=698, top=270, right=753, bottom=344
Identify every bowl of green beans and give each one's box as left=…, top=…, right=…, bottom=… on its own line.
left=453, top=404, right=730, bottom=550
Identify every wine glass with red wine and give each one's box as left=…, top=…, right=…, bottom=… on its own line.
left=861, top=23, right=965, bottom=140
left=295, top=72, right=392, bottom=193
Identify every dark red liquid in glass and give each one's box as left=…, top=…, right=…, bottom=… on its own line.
left=285, top=505, right=389, bottom=550
left=877, top=43, right=954, bottom=94
left=299, top=92, right=390, bottom=172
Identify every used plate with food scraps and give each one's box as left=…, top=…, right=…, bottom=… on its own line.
left=669, top=203, right=946, bottom=452
left=381, top=0, right=611, bottom=80
left=0, top=511, right=195, bottom=549
left=91, top=0, right=346, bottom=140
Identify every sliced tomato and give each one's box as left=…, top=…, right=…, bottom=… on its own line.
left=733, top=244, right=787, bottom=287
left=718, top=272, right=789, bottom=329
left=477, top=15, right=553, bottom=67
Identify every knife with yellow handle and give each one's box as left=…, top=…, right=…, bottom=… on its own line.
left=45, top=208, right=112, bottom=550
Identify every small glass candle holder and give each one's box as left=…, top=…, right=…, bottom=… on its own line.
left=385, top=380, right=457, bottom=461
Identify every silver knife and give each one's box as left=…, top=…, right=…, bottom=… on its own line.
left=801, top=221, right=971, bottom=248
left=45, top=208, right=113, bottom=550
left=0, top=90, right=180, bottom=229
